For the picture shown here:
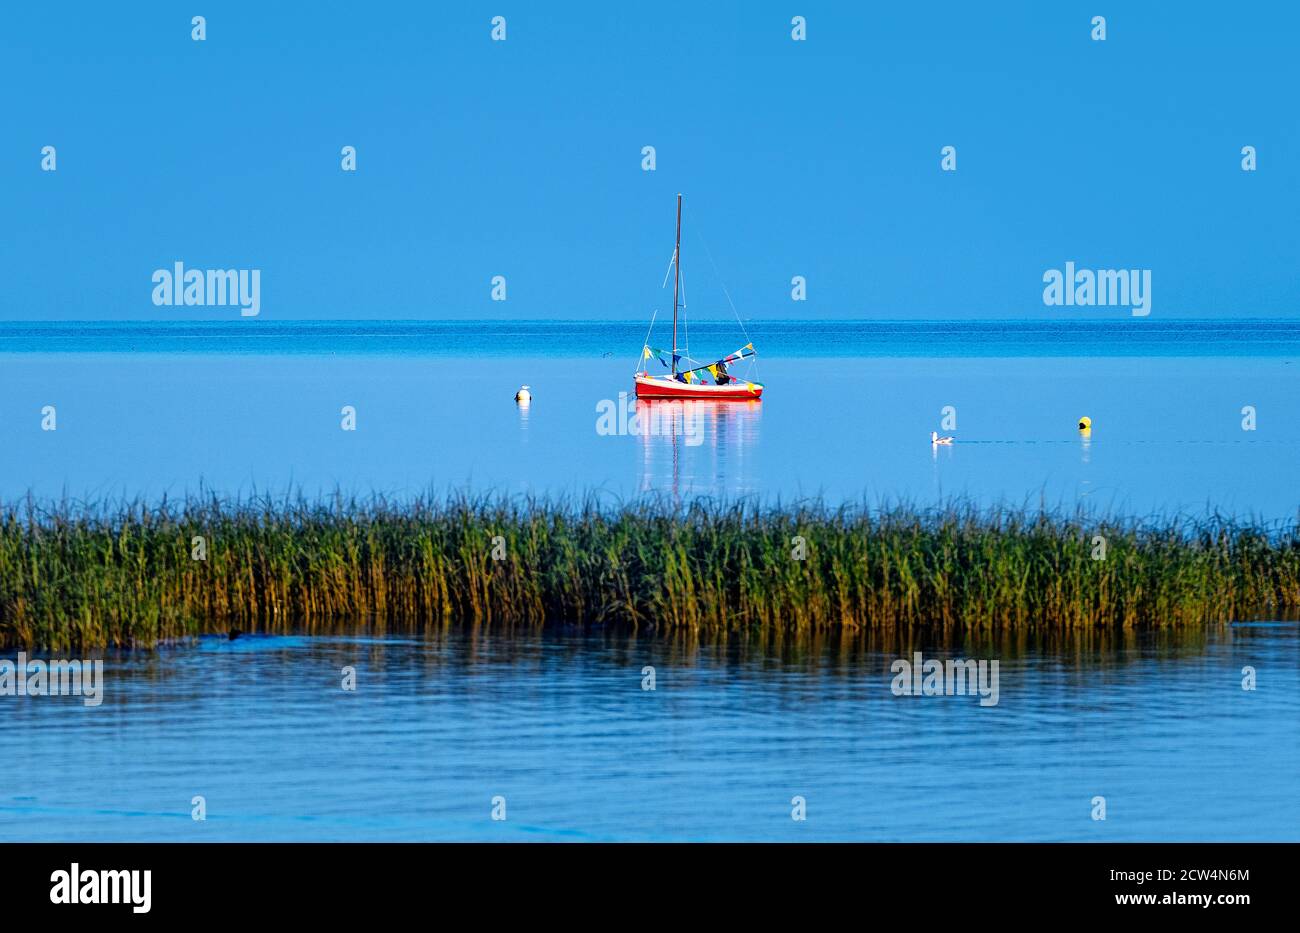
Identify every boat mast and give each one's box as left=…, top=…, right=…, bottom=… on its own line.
left=672, top=193, right=682, bottom=376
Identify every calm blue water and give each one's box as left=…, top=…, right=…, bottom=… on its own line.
left=2, top=625, right=1296, bottom=842
left=4, top=318, right=1300, bottom=356
left=2, top=320, right=1297, bottom=518
left=2, top=320, right=1297, bottom=842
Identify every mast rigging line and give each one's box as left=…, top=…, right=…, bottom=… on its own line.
left=636, top=309, right=659, bottom=374
left=660, top=251, right=689, bottom=358
left=671, top=194, right=682, bottom=374
left=686, top=205, right=754, bottom=349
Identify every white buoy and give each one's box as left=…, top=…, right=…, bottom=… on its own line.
left=514, top=385, right=532, bottom=403
left=931, top=431, right=954, bottom=446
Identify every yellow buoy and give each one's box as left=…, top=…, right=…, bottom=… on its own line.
left=1078, top=416, right=1092, bottom=432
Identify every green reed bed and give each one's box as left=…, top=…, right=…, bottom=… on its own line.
left=1, top=495, right=1298, bottom=650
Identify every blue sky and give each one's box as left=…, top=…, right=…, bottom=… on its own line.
left=2, top=1, right=1297, bottom=320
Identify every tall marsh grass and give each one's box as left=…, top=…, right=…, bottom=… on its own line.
left=2, top=494, right=1297, bottom=650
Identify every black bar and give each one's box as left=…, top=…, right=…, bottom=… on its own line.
left=4, top=842, right=1284, bottom=919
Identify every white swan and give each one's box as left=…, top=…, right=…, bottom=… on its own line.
left=514, top=385, right=532, bottom=403
left=931, top=431, right=954, bottom=446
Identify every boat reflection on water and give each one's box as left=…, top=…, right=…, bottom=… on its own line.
left=635, top=398, right=762, bottom=499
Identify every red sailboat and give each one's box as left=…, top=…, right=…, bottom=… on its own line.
left=634, top=194, right=763, bottom=400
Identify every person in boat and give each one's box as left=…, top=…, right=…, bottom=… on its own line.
left=714, top=360, right=730, bottom=385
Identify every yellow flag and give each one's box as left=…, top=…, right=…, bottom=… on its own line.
left=643, top=346, right=652, bottom=359
left=707, top=365, right=719, bottom=380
